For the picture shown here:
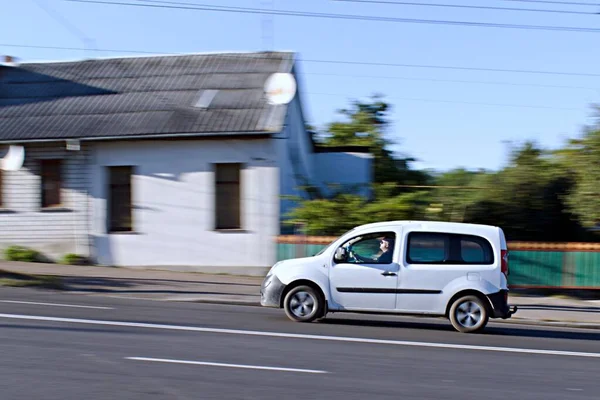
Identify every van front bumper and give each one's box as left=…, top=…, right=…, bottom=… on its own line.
left=260, top=274, right=286, bottom=308
left=487, top=290, right=518, bottom=319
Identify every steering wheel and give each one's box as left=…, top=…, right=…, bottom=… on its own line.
left=347, top=249, right=360, bottom=263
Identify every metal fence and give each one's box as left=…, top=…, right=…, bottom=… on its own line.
left=276, top=237, right=600, bottom=289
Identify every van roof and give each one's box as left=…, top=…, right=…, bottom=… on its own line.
left=353, top=220, right=501, bottom=236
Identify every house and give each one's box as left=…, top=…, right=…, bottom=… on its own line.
left=0, top=52, right=372, bottom=274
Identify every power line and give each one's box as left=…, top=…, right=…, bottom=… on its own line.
left=3, top=42, right=600, bottom=78
left=331, top=0, right=599, bottom=15
left=31, top=0, right=97, bottom=55
left=62, top=0, right=600, bottom=33
left=302, top=58, right=600, bottom=78
left=0, top=42, right=162, bottom=54
left=504, top=0, right=599, bottom=7
left=306, top=91, right=581, bottom=110
left=306, top=72, right=598, bottom=91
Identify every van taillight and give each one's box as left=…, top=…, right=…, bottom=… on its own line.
left=501, top=250, right=509, bottom=277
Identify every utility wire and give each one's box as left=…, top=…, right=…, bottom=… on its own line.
left=2, top=42, right=600, bottom=78
left=503, top=0, right=599, bottom=7
left=303, top=58, right=600, bottom=78
left=62, top=0, right=600, bottom=33
left=32, top=0, right=97, bottom=55
left=331, top=0, right=599, bottom=15
left=0, top=43, right=161, bottom=54
left=306, top=91, right=581, bottom=110
left=306, top=72, right=598, bottom=91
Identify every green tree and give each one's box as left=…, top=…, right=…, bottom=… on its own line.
left=426, top=168, right=489, bottom=222
left=316, top=95, right=430, bottom=189
left=556, top=108, right=600, bottom=229
left=463, top=141, right=588, bottom=241
left=285, top=191, right=429, bottom=236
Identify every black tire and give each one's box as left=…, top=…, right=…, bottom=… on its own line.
left=283, top=285, right=324, bottom=323
left=449, top=295, right=489, bottom=333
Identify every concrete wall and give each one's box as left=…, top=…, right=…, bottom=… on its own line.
left=312, top=151, right=373, bottom=198
left=89, top=138, right=279, bottom=270
left=0, top=143, right=91, bottom=260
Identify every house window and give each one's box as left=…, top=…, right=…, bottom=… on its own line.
left=108, top=166, right=133, bottom=233
left=215, top=163, right=241, bottom=230
left=41, top=159, right=62, bottom=208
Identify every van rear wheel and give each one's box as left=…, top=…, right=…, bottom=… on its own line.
left=449, top=295, right=489, bottom=333
left=283, top=285, right=323, bottom=323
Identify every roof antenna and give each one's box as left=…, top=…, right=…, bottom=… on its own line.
left=32, top=0, right=96, bottom=58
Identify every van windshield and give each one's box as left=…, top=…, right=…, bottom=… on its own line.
left=314, top=228, right=355, bottom=256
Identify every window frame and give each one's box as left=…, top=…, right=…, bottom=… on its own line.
left=107, top=165, right=134, bottom=234
left=405, top=231, right=495, bottom=266
left=40, top=159, right=63, bottom=209
left=334, top=231, right=397, bottom=265
left=214, top=162, right=243, bottom=231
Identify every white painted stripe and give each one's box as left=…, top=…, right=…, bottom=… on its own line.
left=0, top=301, right=113, bottom=310
left=126, top=357, right=327, bottom=374
left=0, top=313, right=599, bottom=359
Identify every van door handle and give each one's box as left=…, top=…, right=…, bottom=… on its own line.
left=381, top=271, right=397, bottom=277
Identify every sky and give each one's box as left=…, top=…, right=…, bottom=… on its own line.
left=2, top=0, right=600, bottom=172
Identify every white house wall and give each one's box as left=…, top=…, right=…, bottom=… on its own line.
left=0, top=143, right=91, bottom=260
left=89, top=139, right=279, bottom=269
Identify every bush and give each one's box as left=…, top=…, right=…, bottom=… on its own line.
left=61, top=253, right=87, bottom=265
left=4, top=246, right=42, bottom=263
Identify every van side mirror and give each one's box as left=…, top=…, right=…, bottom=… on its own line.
left=334, top=247, right=347, bottom=262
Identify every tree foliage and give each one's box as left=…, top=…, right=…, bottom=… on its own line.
left=315, top=95, right=430, bottom=189
left=556, top=108, right=600, bottom=228
left=287, top=99, right=600, bottom=241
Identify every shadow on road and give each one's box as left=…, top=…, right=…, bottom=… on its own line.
left=482, top=326, right=600, bottom=341
left=320, top=318, right=600, bottom=341
left=517, top=304, right=600, bottom=313
left=0, top=324, right=130, bottom=335
left=55, top=276, right=258, bottom=296
left=320, top=317, right=455, bottom=332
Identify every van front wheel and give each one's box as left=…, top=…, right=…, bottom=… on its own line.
left=449, top=295, right=489, bottom=333
left=283, top=285, right=323, bottom=323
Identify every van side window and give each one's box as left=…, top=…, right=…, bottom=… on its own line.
left=406, top=233, right=448, bottom=264
left=407, top=232, right=494, bottom=265
left=340, top=231, right=396, bottom=265
left=461, top=237, right=492, bottom=264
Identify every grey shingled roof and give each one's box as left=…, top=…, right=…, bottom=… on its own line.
left=0, top=52, right=295, bottom=142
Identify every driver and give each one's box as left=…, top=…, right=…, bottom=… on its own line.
left=375, top=236, right=394, bottom=264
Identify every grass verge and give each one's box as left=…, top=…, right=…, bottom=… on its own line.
left=0, top=270, right=65, bottom=290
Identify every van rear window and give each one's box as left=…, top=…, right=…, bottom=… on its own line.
left=407, top=232, right=494, bottom=265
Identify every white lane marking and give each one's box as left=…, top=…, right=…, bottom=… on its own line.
left=566, top=388, right=583, bottom=391
left=0, top=313, right=599, bottom=359
left=0, top=301, right=113, bottom=310
left=126, top=357, right=328, bottom=374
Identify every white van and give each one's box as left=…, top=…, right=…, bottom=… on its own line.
left=261, top=220, right=517, bottom=333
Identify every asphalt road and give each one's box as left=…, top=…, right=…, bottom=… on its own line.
left=1, top=287, right=599, bottom=400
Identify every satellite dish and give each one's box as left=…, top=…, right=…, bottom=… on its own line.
left=264, top=73, right=297, bottom=105
left=0, top=145, right=25, bottom=171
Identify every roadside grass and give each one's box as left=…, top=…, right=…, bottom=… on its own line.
left=0, top=270, right=65, bottom=290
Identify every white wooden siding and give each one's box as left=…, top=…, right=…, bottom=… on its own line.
left=0, top=143, right=91, bottom=259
